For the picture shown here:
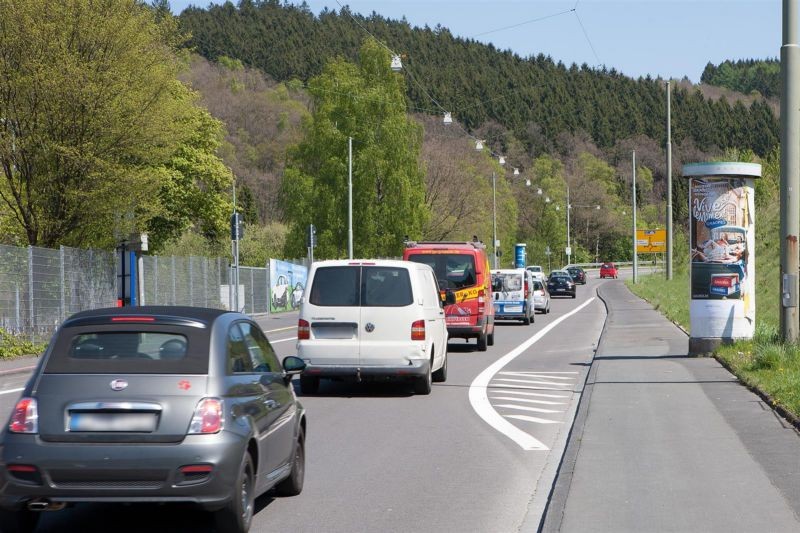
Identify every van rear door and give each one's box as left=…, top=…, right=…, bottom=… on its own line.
left=358, top=265, right=421, bottom=366
left=303, top=265, right=361, bottom=366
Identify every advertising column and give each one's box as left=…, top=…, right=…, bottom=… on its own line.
left=682, top=162, right=761, bottom=355
left=514, top=243, right=527, bottom=269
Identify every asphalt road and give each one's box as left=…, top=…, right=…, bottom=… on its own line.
left=0, top=275, right=609, bottom=532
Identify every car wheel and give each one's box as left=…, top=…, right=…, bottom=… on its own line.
left=432, top=348, right=447, bottom=383
left=523, top=313, right=531, bottom=325
left=477, top=334, right=488, bottom=351
left=0, top=508, right=40, bottom=533
left=214, top=452, right=255, bottom=533
left=415, top=364, right=433, bottom=395
left=300, top=375, right=319, bottom=395
left=487, top=330, right=495, bottom=346
left=276, top=427, right=305, bottom=496
left=571, top=293, right=576, bottom=298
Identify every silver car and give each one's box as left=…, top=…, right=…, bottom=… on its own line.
left=0, top=306, right=307, bottom=533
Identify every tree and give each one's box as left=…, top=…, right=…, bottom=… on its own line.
left=281, top=39, right=428, bottom=258
left=0, top=0, right=227, bottom=248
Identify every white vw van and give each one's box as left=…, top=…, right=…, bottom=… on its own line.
left=296, top=260, right=451, bottom=395
left=491, top=268, right=535, bottom=325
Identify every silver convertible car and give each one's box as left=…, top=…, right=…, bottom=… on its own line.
left=0, top=307, right=307, bottom=533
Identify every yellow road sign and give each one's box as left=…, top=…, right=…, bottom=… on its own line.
left=636, top=229, right=666, bottom=253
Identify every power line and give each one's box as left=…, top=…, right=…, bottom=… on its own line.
left=573, top=10, right=602, bottom=66
left=469, top=8, right=575, bottom=38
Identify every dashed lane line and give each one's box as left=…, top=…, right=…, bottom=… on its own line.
left=505, top=414, right=563, bottom=424
left=265, top=326, right=296, bottom=333
left=468, top=297, right=596, bottom=451
left=269, top=336, right=298, bottom=344
left=0, top=387, right=24, bottom=396
left=494, top=404, right=561, bottom=414
left=489, top=396, right=566, bottom=405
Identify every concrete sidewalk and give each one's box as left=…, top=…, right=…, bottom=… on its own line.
left=542, top=282, right=800, bottom=533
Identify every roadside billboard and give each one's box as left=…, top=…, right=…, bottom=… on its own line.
left=269, top=259, right=308, bottom=313
left=635, top=229, right=666, bottom=253
left=683, top=162, right=760, bottom=353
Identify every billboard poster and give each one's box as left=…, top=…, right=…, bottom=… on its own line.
left=269, top=259, right=308, bottom=313
left=685, top=162, right=760, bottom=345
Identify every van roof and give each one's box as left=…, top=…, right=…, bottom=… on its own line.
left=492, top=268, right=527, bottom=274
left=404, top=241, right=486, bottom=251
left=311, top=259, right=420, bottom=269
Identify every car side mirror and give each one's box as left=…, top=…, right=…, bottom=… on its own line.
left=282, top=356, right=306, bottom=376
left=444, top=289, right=456, bottom=306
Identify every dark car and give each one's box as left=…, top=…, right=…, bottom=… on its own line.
left=566, top=266, right=586, bottom=285
left=0, top=306, right=307, bottom=533
left=547, top=273, right=576, bottom=298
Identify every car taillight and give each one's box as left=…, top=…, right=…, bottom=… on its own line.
left=188, top=398, right=223, bottom=434
left=411, top=320, right=426, bottom=341
left=298, top=319, right=310, bottom=340
left=477, top=288, right=485, bottom=314
left=9, top=397, right=38, bottom=434
left=524, top=281, right=529, bottom=299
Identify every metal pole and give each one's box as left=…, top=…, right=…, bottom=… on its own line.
left=27, top=246, right=34, bottom=341
left=666, top=80, right=673, bottom=280
left=492, top=171, right=498, bottom=269
left=782, top=0, right=800, bottom=341
left=171, top=255, right=176, bottom=305
left=633, top=151, right=638, bottom=284
left=566, top=185, right=571, bottom=266
left=59, top=245, right=65, bottom=322
left=348, top=136, right=354, bottom=259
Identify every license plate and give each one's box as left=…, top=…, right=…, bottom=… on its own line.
left=504, top=305, right=522, bottom=313
left=69, top=413, right=157, bottom=432
left=556, top=288, right=566, bottom=292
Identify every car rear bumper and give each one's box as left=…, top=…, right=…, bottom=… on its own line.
left=446, top=316, right=489, bottom=339
left=0, top=431, right=247, bottom=511
left=301, top=359, right=430, bottom=380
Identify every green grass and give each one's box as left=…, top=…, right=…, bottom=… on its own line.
left=627, top=268, right=800, bottom=420
left=0, top=329, right=46, bottom=359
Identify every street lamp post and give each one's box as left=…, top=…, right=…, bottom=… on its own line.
left=492, top=171, right=498, bottom=269
left=348, top=136, right=353, bottom=259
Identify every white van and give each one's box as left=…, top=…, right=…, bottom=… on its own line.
left=297, top=260, right=450, bottom=395
left=491, top=268, right=535, bottom=325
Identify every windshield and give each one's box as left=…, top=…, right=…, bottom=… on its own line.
left=492, top=272, right=523, bottom=291
left=407, top=253, right=477, bottom=290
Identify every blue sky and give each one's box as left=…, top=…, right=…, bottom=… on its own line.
left=171, top=1, right=779, bottom=82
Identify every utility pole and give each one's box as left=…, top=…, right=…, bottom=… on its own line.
left=781, top=0, right=800, bottom=342
left=666, top=80, right=673, bottom=280
left=231, top=181, right=240, bottom=312
left=492, top=171, right=498, bottom=269
left=348, top=136, right=354, bottom=260
left=632, top=151, right=638, bottom=284
left=566, top=184, right=571, bottom=266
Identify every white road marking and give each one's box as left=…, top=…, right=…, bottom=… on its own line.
left=489, top=383, right=572, bottom=392
left=495, top=404, right=561, bottom=414
left=499, top=371, right=578, bottom=375
left=498, top=372, right=575, bottom=380
left=505, top=414, right=563, bottom=424
left=265, top=326, right=296, bottom=333
left=489, top=389, right=570, bottom=398
left=0, top=387, right=24, bottom=396
left=493, top=378, right=571, bottom=387
left=468, top=297, right=596, bottom=451
left=490, top=396, right=565, bottom=405
left=269, top=337, right=298, bottom=344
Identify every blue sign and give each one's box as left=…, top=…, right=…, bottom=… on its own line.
left=704, top=218, right=727, bottom=229
left=514, top=243, right=527, bottom=269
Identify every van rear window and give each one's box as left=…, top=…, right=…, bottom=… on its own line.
left=309, top=266, right=413, bottom=307
left=493, top=273, right=522, bottom=291
left=406, top=254, right=477, bottom=290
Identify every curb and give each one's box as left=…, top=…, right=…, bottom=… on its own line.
left=624, top=286, right=800, bottom=431
left=712, top=355, right=800, bottom=431
left=0, top=364, right=37, bottom=377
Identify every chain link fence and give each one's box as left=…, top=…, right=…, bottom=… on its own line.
left=0, top=243, right=307, bottom=342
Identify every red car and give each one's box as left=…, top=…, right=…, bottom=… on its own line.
left=600, top=262, right=618, bottom=279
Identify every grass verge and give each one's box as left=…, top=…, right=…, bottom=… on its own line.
left=627, top=272, right=800, bottom=422
left=0, top=329, right=45, bottom=360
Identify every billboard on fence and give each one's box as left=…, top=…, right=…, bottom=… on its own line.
left=269, top=259, right=307, bottom=313
left=635, top=229, right=666, bottom=253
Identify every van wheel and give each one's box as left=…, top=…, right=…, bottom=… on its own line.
left=415, top=366, right=432, bottom=395
left=477, top=334, right=488, bottom=352
left=300, top=376, right=319, bottom=395
left=432, top=349, right=447, bottom=383
left=0, top=508, right=40, bottom=533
